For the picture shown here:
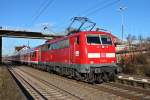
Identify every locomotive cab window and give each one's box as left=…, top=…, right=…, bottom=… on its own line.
left=87, top=34, right=101, bottom=44
left=101, top=35, right=112, bottom=45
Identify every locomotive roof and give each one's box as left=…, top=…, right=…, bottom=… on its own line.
left=45, top=31, right=117, bottom=44
left=16, top=30, right=118, bottom=54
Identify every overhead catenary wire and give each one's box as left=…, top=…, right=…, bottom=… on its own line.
left=84, top=0, right=121, bottom=16
left=30, top=0, right=50, bottom=21
left=55, top=0, right=120, bottom=31
left=78, top=0, right=111, bottom=16
left=29, top=0, right=55, bottom=26
left=54, top=0, right=109, bottom=29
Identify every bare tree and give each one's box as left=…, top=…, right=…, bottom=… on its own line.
left=138, top=35, right=144, bottom=52
left=146, top=37, right=150, bottom=42
left=126, top=34, right=136, bottom=49
left=145, top=37, right=150, bottom=50
left=126, top=34, right=136, bottom=61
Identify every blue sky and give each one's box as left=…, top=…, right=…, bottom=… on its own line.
left=1, top=0, right=150, bottom=56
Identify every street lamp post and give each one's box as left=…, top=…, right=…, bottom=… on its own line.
left=118, top=6, right=127, bottom=42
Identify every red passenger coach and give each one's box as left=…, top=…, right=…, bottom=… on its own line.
left=10, top=47, right=39, bottom=65
left=10, top=17, right=120, bottom=83
left=28, top=48, right=39, bottom=64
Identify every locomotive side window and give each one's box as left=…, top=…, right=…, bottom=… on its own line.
left=48, top=39, right=70, bottom=50
left=87, top=34, right=101, bottom=44
left=101, top=35, right=112, bottom=45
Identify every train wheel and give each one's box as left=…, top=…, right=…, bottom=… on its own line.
left=102, top=72, right=109, bottom=82
left=87, top=73, right=95, bottom=84
left=108, top=72, right=116, bottom=81
left=74, top=71, right=82, bottom=81
left=97, top=74, right=103, bottom=83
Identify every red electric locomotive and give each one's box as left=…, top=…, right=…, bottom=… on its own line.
left=10, top=17, right=120, bottom=83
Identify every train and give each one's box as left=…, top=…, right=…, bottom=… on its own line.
left=9, top=17, right=121, bottom=83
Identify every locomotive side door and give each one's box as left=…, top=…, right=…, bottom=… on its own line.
left=70, top=37, right=75, bottom=64
left=70, top=36, right=80, bottom=64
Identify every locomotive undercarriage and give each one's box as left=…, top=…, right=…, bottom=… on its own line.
left=28, top=62, right=118, bottom=83
left=46, top=64, right=117, bottom=83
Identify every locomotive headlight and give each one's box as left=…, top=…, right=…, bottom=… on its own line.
left=112, top=61, right=114, bottom=63
left=90, top=61, right=94, bottom=64
left=102, top=46, right=105, bottom=48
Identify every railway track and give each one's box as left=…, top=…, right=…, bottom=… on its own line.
left=18, top=65, right=150, bottom=100
left=6, top=64, right=150, bottom=100
left=8, top=64, right=127, bottom=100
left=7, top=64, right=83, bottom=100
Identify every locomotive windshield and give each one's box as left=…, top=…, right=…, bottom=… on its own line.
left=87, top=34, right=101, bottom=44
left=87, top=34, right=112, bottom=45
left=101, top=35, right=112, bottom=45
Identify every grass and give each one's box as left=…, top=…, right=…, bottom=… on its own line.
left=0, top=66, right=25, bottom=100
